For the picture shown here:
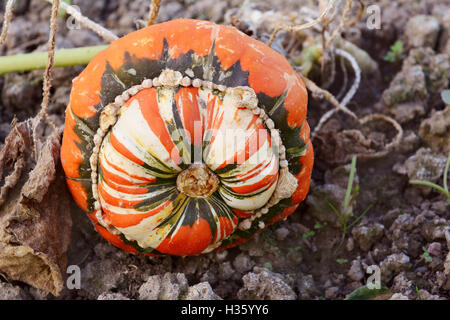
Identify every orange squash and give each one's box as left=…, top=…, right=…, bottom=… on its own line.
left=61, top=19, right=314, bottom=256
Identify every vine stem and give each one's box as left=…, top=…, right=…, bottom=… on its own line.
left=0, top=45, right=108, bottom=74
left=0, top=0, right=16, bottom=44
left=32, top=0, right=61, bottom=161
left=44, top=0, right=118, bottom=42
left=267, top=0, right=336, bottom=47
left=325, top=0, right=353, bottom=49
left=147, top=0, right=161, bottom=26
left=40, top=0, right=60, bottom=117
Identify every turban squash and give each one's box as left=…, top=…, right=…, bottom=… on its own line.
left=61, top=19, right=314, bottom=256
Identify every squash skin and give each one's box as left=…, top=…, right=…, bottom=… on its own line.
left=61, top=19, right=313, bottom=256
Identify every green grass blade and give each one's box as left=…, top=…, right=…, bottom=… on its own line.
left=409, top=180, right=449, bottom=197
left=327, top=201, right=342, bottom=221
left=343, top=156, right=357, bottom=212
left=443, top=154, right=450, bottom=193
left=348, top=204, right=373, bottom=229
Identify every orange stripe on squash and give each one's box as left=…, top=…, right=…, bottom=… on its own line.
left=90, top=214, right=140, bottom=254
left=109, top=131, right=145, bottom=166
left=70, top=50, right=107, bottom=119
left=231, top=163, right=278, bottom=194
left=232, top=209, right=253, bottom=219
left=156, top=218, right=212, bottom=256
left=101, top=200, right=171, bottom=228
left=61, top=107, right=84, bottom=179
left=174, top=87, right=202, bottom=145
left=102, top=155, right=155, bottom=185
left=220, top=126, right=269, bottom=167
left=98, top=182, right=143, bottom=209
left=130, top=88, right=181, bottom=165
left=65, top=178, right=89, bottom=212
left=104, top=179, right=151, bottom=195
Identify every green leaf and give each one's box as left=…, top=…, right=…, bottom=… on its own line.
left=442, top=89, right=450, bottom=105
left=383, top=52, right=396, bottom=63
left=264, top=262, right=273, bottom=271
left=415, top=286, right=422, bottom=300
left=336, top=258, right=348, bottom=264
left=58, top=0, right=72, bottom=18
left=422, top=246, right=432, bottom=262
left=345, top=284, right=393, bottom=300
left=383, top=40, right=404, bottom=63
left=390, top=40, right=404, bottom=54
left=314, top=221, right=327, bottom=229
left=302, top=231, right=315, bottom=239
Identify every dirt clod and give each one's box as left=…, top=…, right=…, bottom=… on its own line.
left=351, top=223, right=385, bottom=252
left=405, top=15, right=440, bottom=48
left=0, top=282, right=29, bottom=300
left=404, top=148, right=447, bottom=183
left=139, top=273, right=188, bottom=300
left=97, top=292, right=130, bottom=300
left=185, top=282, right=222, bottom=300
left=380, top=253, right=412, bottom=283
left=419, top=106, right=450, bottom=154
left=237, top=267, right=297, bottom=300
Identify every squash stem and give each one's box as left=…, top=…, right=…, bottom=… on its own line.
left=0, top=45, right=108, bottom=74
